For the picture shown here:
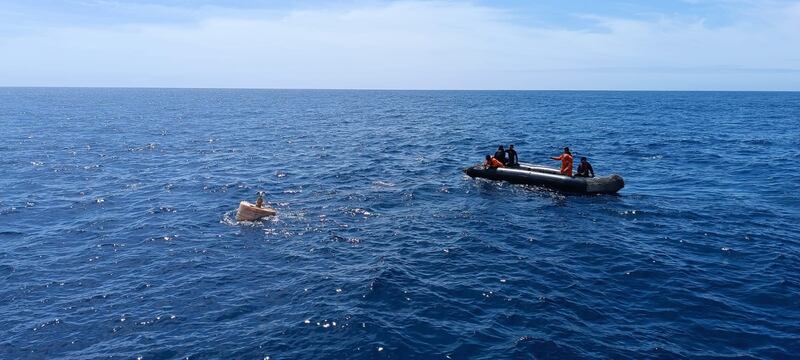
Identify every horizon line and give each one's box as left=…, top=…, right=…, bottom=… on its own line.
left=1, top=86, right=798, bottom=92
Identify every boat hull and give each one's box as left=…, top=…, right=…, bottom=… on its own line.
left=236, top=201, right=277, bottom=221
left=464, top=163, right=624, bottom=194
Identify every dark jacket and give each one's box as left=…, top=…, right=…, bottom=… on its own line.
left=506, top=148, right=518, bottom=166
left=494, top=149, right=507, bottom=165
left=577, top=162, right=594, bottom=177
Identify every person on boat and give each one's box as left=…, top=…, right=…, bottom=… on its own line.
left=255, top=192, right=265, bottom=208
left=551, top=147, right=573, bottom=176
left=494, top=145, right=507, bottom=165
left=576, top=157, right=594, bottom=178
left=506, top=144, right=519, bottom=167
left=484, top=155, right=504, bottom=169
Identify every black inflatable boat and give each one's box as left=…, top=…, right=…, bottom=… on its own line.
left=464, top=163, right=624, bottom=194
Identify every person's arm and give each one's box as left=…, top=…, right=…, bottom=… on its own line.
left=551, top=155, right=562, bottom=160
left=588, top=163, right=595, bottom=177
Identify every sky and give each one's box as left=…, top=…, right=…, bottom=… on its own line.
left=1, top=0, right=799, bottom=90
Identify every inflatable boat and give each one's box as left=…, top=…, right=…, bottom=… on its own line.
left=236, top=201, right=277, bottom=221
left=464, top=163, right=624, bottom=194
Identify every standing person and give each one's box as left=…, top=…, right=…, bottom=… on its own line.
left=494, top=145, right=507, bottom=165
left=576, top=157, right=594, bottom=178
left=506, top=144, right=519, bottom=167
left=551, top=147, right=574, bottom=176
left=484, top=155, right=504, bottom=169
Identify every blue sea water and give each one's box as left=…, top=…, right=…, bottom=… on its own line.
left=1, top=88, right=799, bottom=359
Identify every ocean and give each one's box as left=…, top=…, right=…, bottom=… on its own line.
left=1, top=88, right=798, bottom=359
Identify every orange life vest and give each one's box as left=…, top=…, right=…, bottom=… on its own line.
left=486, top=157, right=505, bottom=168
left=554, top=153, right=573, bottom=176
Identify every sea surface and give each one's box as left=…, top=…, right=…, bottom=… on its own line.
left=1, top=88, right=799, bottom=359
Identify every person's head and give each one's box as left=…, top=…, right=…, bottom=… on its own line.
left=509, top=144, right=514, bottom=149
left=564, top=147, right=571, bottom=154
left=485, top=155, right=492, bottom=161
left=498, top=145, right=504, bottom=150
left=581, top=157, right=587, bottom=163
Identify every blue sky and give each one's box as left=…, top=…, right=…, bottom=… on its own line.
left=1, top=0, right=799, bottom=90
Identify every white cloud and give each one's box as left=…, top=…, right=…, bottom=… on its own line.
left=1, top=1, right=799, bottom=89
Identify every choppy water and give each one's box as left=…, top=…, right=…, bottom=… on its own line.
left=1, top=88, right=799, bottom=359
